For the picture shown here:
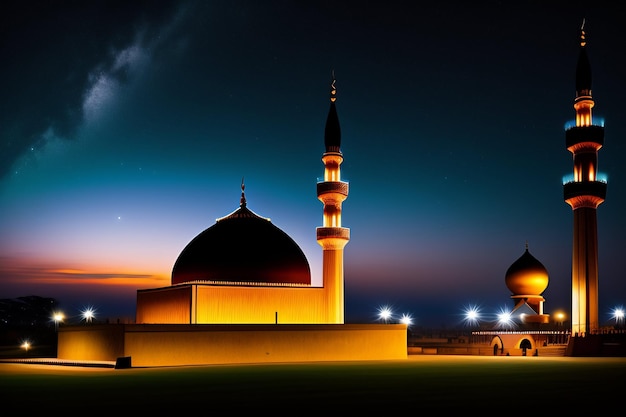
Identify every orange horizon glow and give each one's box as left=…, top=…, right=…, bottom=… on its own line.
left=0, top=256, right=169, bottom=288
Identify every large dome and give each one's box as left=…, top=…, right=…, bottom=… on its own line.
left=172, top=196, right=311, bottom=286
left=505, top=246, right=549, bottom=296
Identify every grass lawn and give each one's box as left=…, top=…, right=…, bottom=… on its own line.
left=2, top=355, right=625, bottom=412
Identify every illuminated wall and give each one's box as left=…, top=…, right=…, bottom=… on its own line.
left=57, top=323, right=408, bottom=366
left=136, top=285, right=193, bottom=324
left=136, top=283, right=332, bottom=324
left=57, top=325, right=125, bottom=361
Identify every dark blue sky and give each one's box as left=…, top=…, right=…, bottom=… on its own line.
left=1, top=1, right=625, bottom=327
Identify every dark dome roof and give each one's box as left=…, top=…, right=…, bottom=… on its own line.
left=171, top=202, right=311, bottom=286
left=505, top=246, right=549, bottom=296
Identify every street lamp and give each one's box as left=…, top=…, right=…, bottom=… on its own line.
left=21, top=340, right=31, bottom=352
left=52, top=311, right=64, bottom=332
left=497, top=309, right=514, bottom=330
left=377, top=305, right=393, bottom=324
left=555, top=312, right=565, bottom=326
left=612, top=307, right=624, bottom=329
left=81, top=306, right=96, bottom=323
left=463, top=305, right=480, bottom=327
left=554, top=311, right=567, bottom=344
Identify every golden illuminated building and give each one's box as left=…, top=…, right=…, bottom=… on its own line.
left=56, top=75, right=407, bottom=367
left=134, top=76, right=350, bottom=325
left=563, top=21, right=606, bottom=335
left=504, top=243, right=550, bottom=324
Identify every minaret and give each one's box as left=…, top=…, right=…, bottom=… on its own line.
left=316, top=73, right=350, bottom=324
left=563, top=21, right=607, bottom=336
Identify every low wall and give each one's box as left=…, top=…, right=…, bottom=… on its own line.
left=58, top=323, right=408, bottom=367
left=57, top=325, right=125, bottom=361
left=566, top=333, right=626, bottom=356
left=408, top=345, right=567, bottom=356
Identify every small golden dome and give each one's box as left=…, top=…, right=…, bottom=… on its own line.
left=505, top=246, right=549, bottom=296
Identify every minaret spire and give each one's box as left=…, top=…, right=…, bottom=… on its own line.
left=324, top=70, right=341, bottom=153
left=563, top=22, right=607, bottom=336
left=575, top=19, right=593, bottom=125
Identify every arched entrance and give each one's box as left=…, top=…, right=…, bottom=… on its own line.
left=520, top=338, right=532, bottom=356
left=490, top=335, right=504, bottom=355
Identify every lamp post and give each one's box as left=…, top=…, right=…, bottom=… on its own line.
left=377, top=306, right=392, bottom=324
left=463, top=305, right=480, bottom=344
left=52, top=311, right=64, bottom=332
left=612, top=307, right=624, bottom=330
left=497, top=310, right=513, bottom=330
left=81, top=307, right=96, bottom=324
left=463, top=305, right=480, bottom=326
left=555, top=312, right=566, bottom=344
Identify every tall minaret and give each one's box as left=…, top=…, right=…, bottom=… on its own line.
left=316, top=73, right=350, bottom=324
left=563, top=21, right=607, bottom=336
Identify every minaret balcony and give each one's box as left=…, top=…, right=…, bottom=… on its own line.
left=317, top=181, right=349, bottom=198
left=563, top=180, right=607, bottom=201
left=316, top=227, right=350, bottom=241
left=565, top=125, right=604, bottom=149
left=316, top=227, right=350, bottom=250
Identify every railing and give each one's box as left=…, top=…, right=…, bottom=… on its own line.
left=562, top=173, right=608, bottom=184
left=564, top=118, right=605, bottom=130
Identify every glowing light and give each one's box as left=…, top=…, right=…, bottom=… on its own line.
left=497, top=308, right=514, bottom=329
left=562, top=172, right=607, bottom=185
left=554, top=311, right=566, bottom=326
left=562, top=174, right=574, bottom=185
left=463, top=304, right=481, bottom=326
left=81, top=306, right=97, bottom=323
left=564, top=117, right=605, bottom=130
left=400, top=313, right=413, bottom=326
left=21, top=340, right=31, bottom=351
left=377, top=305, right=393, bottom=323
left=612, top=307, right=624, bottom=324
left=52, top=311, right=64, bottom=331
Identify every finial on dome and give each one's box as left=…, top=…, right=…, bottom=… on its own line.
left=330, top=69, right=337, bottom=103
left=240, top=177, right=246, bottom=207
left=525, top=241, right=529, bottom=251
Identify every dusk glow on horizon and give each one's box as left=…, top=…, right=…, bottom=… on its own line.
left=1, top=1, right=625, bottom=326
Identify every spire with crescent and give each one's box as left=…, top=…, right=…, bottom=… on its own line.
left=324, top=70, right=342, bottom=153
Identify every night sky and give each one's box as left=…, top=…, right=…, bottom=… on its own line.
left=1, top=1, right=625, bottom=327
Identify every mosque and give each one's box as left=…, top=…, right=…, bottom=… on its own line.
left=133, top=79, right=350, bottom=326
left=467, top=22, right=625, bottom=357
left=56, top=77, right=408, bottom=367
left=55, top=23, right=623, bottom=365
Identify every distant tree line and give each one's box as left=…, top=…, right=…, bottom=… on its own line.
left=0, top=295, right=60, bottom=347
left=0, top=295, right=59, bottom=327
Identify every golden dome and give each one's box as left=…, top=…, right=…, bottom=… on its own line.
left=505, top=246, right=549, bottom=296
